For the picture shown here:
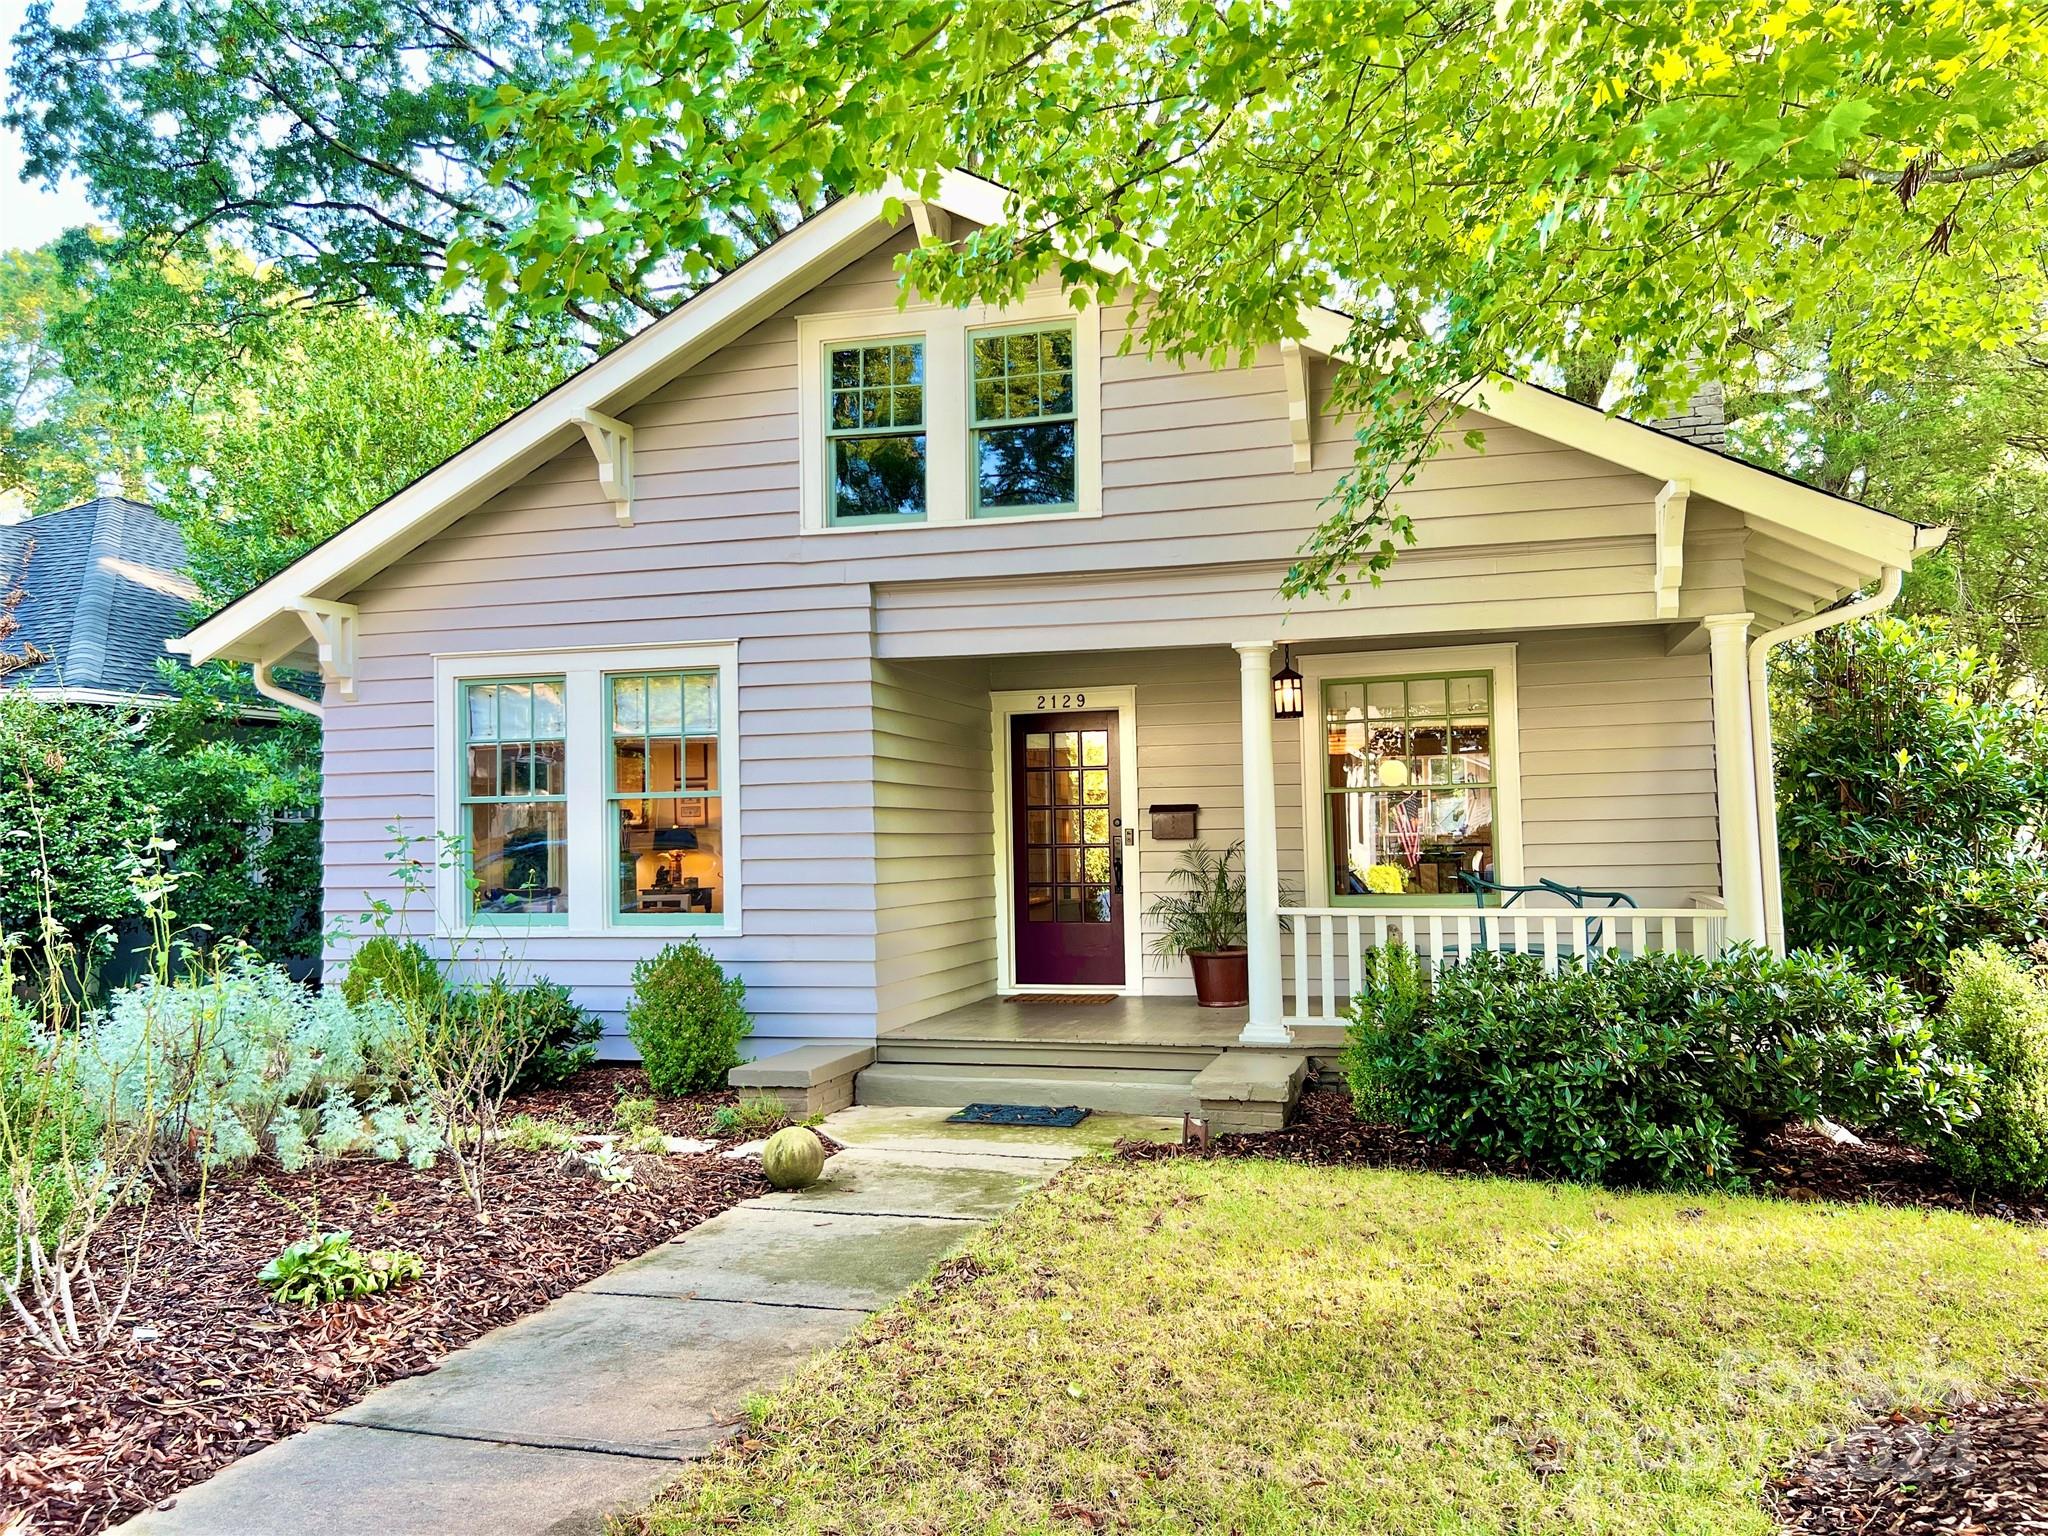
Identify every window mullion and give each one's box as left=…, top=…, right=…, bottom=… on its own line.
left=564, top=666, right=606, bottom=935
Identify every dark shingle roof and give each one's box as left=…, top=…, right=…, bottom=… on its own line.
left=0, top=493, right=198, bottom=700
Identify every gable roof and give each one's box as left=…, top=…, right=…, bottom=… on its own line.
left=1, top=491, right=200, bottom=702
left=172, top=170, right=1941, bottom=673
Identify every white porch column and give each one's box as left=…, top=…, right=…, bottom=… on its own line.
left=1705, top=613, right=1767, bottom=945
left=1233, top=641, right=1290, bottom=1044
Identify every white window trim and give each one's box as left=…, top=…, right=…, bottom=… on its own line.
left=988, top=685, right=1142, bottom=996
left=796, top=295, right=1103, bottom=534
left=1294, top=643, right=1524, bottom=907
left=432, top=641, right=742, bottom=939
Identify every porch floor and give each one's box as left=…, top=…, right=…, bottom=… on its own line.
left=881, top=993, right=1345, bottom=1055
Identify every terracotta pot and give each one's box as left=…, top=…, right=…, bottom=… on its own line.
left=1188, top=947, right=1250, bottom=1008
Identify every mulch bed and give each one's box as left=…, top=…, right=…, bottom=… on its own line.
left=1, top=1070, right=774, bottom=1536
left=1123, top=1082, right=2048, bottom=1225
left=1772, top=1397, right=2048, bottom=1533
left=506, top=1064, right=748, bottom=1137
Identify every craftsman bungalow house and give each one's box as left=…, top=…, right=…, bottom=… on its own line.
left=171, top=173, right=1942, bottom=1120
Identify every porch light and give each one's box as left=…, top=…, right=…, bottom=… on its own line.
left=1271, top=648, right=1304, bottom=719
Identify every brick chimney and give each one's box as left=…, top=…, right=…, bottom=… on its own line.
left=1651, top=380, right=1727, bottom=452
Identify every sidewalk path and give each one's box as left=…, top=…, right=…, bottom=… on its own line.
left=117, top=1106, right=1175, bottom=1536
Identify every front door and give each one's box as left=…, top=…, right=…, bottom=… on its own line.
left=1011, top=711, right=1124, bottom=987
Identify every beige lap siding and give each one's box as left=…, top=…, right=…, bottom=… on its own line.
left=317, top=226, right=1726, bottom=1052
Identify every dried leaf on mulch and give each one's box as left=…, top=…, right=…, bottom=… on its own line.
left=1, top=1124, right=766, bottom=1536
left=1126, top=1086, right=2048, bottom=1225
left=1772, top=1396, right=2048, bottom=1533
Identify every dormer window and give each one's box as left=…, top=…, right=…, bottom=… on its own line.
left=826, top=337, right=927, bottom=524
left=970, top=324, right=1077, bottom=516
left=797, top=297, right=1100, bottom=534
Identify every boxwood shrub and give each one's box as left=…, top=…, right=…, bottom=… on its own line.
left=1927, top=943, right=2048, bottom=1193
left=1342, top=944, right=1981, bottom=1190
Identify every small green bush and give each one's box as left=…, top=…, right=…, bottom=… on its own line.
left=445, top=975, right=601, bottom=1095
left=340, top=936, right=445, bottom=1012
left=708, top=1095, right=788, bottom=1138
left=0, top=992, right=95, bottom=1277
left=259, top=1229, right=424, bottom=1305
left=498, top=1113, right=576, bottom=1153
left=625, top=941, right=749, bottom=1097
left=1345, top=944, right=1982, bottom=1190
left=1927, top=944, right=2048, bottom=1193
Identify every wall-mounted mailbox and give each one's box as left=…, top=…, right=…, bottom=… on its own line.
left=1148, top=804, right=1199, bottom=842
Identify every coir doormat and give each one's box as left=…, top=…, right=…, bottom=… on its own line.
left=1014, top=993, right=1118, bottom=1006
left=947, top=1103, right=1092, bottom=1128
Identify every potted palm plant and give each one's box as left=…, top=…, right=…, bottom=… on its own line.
left=1144, top=840, right=1263, bottom=1008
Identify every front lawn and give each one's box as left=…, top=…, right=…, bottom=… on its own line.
left=642, top=1156, right=2048, bottom=1535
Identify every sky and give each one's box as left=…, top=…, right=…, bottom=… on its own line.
left=0, top=0, right=101, bottom=251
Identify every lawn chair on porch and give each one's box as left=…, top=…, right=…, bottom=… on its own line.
left=1444, top=871, right=1640, bottom=963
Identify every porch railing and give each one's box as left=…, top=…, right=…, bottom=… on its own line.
left=1277, top=900, right=1729, bottom=1027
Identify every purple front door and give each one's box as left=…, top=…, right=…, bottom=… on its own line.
left=1011, top=711, right=1124, bottom=987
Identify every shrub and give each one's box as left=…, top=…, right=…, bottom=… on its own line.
left=625, top=941, right=749, bottom=1097
left=259, top=1229, right=424, bottom=1305
left=1345, top=944, right=1981, bottom=1190
left=0, top=991, right=94, bottom=1280
left=340, top=936, right=445, bottom=1012
left=74, top=951, right=414, bottom=1181
left=1775, top=616, right=2048, bottom=993
left=1927, top=944, right=2048, bottom=1193
left=445, top=975, right=600, bottom=1095
left=498, top=1113, right=576, bottom=1153
left=708, top=1095, right=788, bottom=1138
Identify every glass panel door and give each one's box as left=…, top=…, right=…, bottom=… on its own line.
left=1011, top=711, right=1123, bottom=986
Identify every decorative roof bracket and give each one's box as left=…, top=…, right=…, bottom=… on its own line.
left=1655, top=478, right=1690, bottom=619
left=284, top=597, right=359, bottom=701
left=578, top=409, right=636, bottom=526
left=1279, top=340, right=1313, bottom=473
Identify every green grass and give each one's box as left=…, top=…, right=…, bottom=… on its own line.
left=641, top=1159, right=2048, bottom=1535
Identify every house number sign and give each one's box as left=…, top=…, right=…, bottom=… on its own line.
left=1034, top=692, right=1087, bottom=709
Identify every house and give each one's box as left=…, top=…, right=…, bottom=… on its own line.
left=1, top=479, right=201, bottom=705
left=170, top=173, right=1944, bottom=1125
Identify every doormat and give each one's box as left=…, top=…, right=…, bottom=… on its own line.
left=947, top=1103, right=1092, bottom=1128
left=1014, top=993, right=1118, bottom=1006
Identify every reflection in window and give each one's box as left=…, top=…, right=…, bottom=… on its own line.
left=970, top=325, right=1077, bottom=515
left=461, top=678, right=568, bottom=915
left=1324, top=672, right=1494, bottom=899
left=826, top=339, right=926, bottom=523
left=610, top=671, right=723, bottom=922
left=1020, top=725, right=1114, bottom=922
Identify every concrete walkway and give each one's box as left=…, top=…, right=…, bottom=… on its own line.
left=119, top=1106, right=1175, bottom=1536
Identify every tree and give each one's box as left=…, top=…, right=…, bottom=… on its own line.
left=0, top=234, right=570, bottom=601
left=1775, top=616, right=2048, bottom=995
left=5, top=0, right=824, bottom=346
left=470, top=2, right=2048, bottom=595
left=1731, top=339, right=2048, bottom=679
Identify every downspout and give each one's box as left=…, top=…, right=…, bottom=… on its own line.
left=251, top=649, right=324, bottom=720
left=1746, top=563, right=1908, bottom=954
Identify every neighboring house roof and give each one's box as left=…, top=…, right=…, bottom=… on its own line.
left=0, top=490, right=201, bottom=704
left=172, top=170, right=1944, bottom=676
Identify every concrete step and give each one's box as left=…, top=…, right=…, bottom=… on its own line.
left=873, top=1037, right=1221, bottom=1073
left=853, top=1061, right=1202, bottom=1118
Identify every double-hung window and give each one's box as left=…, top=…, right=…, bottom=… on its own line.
left=1323, top=671, right=1497, bottom=902
left=609, top=671, right=723, bottom=923
left=459, top=678, right=570, bottom=918
left=798, top=300, right=1100, bottom=531
left=969, top=324, right=1077, bottom=515
left=825, top=337, right=927, bottom=524
left=438, top=646, right=739, bottom=936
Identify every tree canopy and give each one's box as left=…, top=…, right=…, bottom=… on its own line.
left=5, top=0, right=825, bottom=346
left=470, top=0, right=2048, bottom=595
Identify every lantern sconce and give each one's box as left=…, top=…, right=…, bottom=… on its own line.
left=1271, top=645, right=1304, bottom=720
